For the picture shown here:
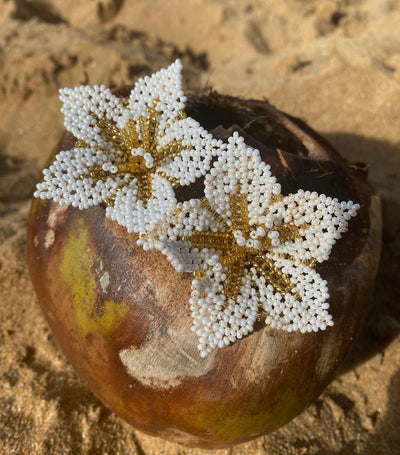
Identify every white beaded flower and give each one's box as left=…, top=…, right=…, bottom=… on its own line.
left=152, top=132, right=360, bottom=357
left=34, top=59, right=221, bottom=235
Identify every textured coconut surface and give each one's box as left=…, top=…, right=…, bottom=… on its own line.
left=0, top=1, right=400, bottom=454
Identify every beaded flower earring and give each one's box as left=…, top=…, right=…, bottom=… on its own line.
left=34, top=59, right=222, bottom=237
left=150, top=132, right=360, bottom=357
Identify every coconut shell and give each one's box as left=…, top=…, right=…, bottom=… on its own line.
left=27, top=91, right=381, bottom=449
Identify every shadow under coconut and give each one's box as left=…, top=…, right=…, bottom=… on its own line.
left=364, top=366, right=400, bottom=453
left=338, top=234, right=400, bottom=375
left=322, top=133, right=400, bottom=375
left=323, top=133, right=400, bottom=201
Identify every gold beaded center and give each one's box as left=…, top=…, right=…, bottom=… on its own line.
left=185, top=191, right=316, bottom=303
left=77, top=103, right=187, bottom=207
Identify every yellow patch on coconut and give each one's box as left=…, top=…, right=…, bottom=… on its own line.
left=60, top=217, right=128, bottom=337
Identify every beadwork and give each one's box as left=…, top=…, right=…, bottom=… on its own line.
left=34, top=59, right=221, bottom=235
left=151, top=133, right=360, bottom=357
left=34, top=61, right=361, bottom=358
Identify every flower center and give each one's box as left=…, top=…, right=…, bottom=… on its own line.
left=232, top=228, right=281, bottom=251
left=78, top=105, right=187, bottom=207
left=188, top=194, right=304, bottom=302
left=107, top=147, right=154, bottom=175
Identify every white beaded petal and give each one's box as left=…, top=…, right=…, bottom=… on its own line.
left=257, top=256, right=333, bottom=333
left=158, top=117, right=224, bottom=186
left=265, top=191, right=360, bottom=264
left=106, top=174, right=177, bottom=239
left=33, top=147, right=128, bottom=209
left=59, top=85, right=129, bottom=149
left=204, top=133, right=280, bottom=224
left=129, top=59, right=186, bottom=134
left=190, top=264, right=258, bottom=358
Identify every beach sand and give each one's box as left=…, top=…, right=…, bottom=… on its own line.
left=0, top=1, right=399, bottom=453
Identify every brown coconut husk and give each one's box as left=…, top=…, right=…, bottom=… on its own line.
left=27, top=90, right=381, bottom=449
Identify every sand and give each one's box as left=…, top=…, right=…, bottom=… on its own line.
left=0, top=0, right=399, bottom=453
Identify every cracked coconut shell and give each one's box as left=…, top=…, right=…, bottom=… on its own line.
left=27, top=90, right=381, bottom=449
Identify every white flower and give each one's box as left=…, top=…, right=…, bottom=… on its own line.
left=152, top=132, right=360, bottom=357
left=34, top=59, right=221, bottom=235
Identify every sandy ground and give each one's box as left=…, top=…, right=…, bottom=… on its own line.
left=0, top=0, right=399, bottom=453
